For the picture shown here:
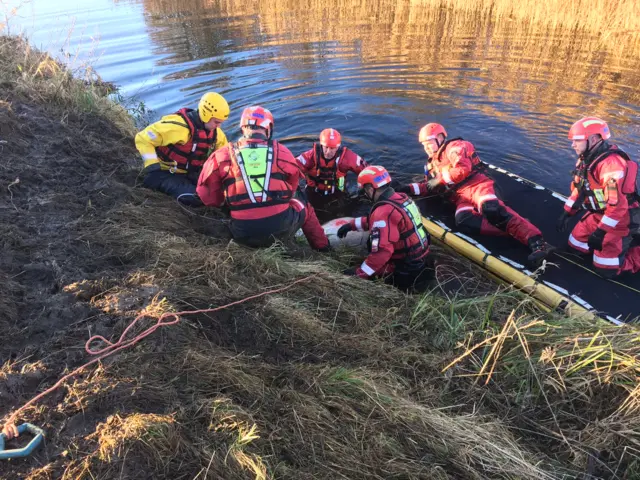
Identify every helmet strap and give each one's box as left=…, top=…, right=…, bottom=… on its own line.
left=243, top=125, right=268, bottom=140
left=584, top=136, right=603, bottom=158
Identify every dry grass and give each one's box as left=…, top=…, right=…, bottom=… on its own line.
left=1, top=34, right=640, bottom=480
left=432, top=0, right=640, bottom=38
left=0, top=35, right=136, bottom=137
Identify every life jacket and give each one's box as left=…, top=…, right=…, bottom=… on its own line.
left=156, top=108, right=216, bottom=175
left=572, top=144, right=639, bottom=212
left=308, top=143, right=346, bottom=194
left=372, top=193, right=430, bottom=261
left=426, top=137, right=485, bottom=188
left=222, top=140, right=293, bottom=212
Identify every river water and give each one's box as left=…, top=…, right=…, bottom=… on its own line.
left=7, top=0, right=640, bottom=193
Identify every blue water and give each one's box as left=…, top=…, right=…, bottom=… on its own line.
left=7, top=0, right=640, bottom=193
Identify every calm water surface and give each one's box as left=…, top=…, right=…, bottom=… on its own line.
left=9, top=0, right=640, bottom=193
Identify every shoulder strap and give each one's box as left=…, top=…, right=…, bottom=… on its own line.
left=588, top=147, right=631, bottom=176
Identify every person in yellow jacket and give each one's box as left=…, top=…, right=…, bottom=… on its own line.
left=135, top=92, right=230, bottom=204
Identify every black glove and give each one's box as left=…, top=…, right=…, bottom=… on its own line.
left=395, top=184, right=413, bottom=195
left=556, top=211, right=571, bottom=232
left=337, top=223, right=353, bottom=238
left=343, top=267, right=358, bottom=276
left=426, top=178, right=441, bottom=191
left=588, top=228, right=606, bottom=251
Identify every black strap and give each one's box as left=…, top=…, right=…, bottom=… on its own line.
left=394, top=243, right=424, bottom=255
left=160, top=120, right=190, bottom=129
left=312, top=144, right=343, bottom=182
left=223, top=172, right=288, bottom=189
left=228, top=197, right=291, bottom=210
left=588, top=147, right=631, bottom=176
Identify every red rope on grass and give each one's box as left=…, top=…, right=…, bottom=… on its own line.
left=2, top=275, right=313, bottom=436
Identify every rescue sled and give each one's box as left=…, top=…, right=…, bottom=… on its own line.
left=416, top=164, right=640, bottom=324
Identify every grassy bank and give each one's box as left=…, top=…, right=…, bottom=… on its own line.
left=1, top=34, right=640, bottom=479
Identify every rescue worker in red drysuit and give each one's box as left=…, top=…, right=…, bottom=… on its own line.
left=556, top=116, right=640, bottom=277
left=196, top=105, right=330, bottom=251
left=396, top=123, right=554, bottom=267
left=337, top=166, right=432, bottom=291
left=296, top=128, right=369, bottom=217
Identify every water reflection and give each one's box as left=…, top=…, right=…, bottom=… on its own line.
left=126, top=0, right=640, bottom=189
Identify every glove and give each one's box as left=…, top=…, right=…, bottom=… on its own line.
left=426, top=178, right=441, bottom=191
left=337, top=223, right=353, bottom=238
left=588, top=228, right=606, bottom=251
left=395, top=184, right=413, bottom=195
left=556, top=211, right=571, bottom=232
left=343, top=267, right=358, bottom=276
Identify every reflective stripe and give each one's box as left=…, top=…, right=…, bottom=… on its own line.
left=360, top=261, right=376, bottom=276
left=569, top=234, right=589, bottom=251
left=583, top=119, right=606, bottom=127
left=477, top=194, right=498, bottom=205
left=296, top=155, right=307, bottom=166
left=411, top=183, right=420, bottom=195
left=355, top=217, right=363, bottom=230
left=601, top=215, right=619, bottom=228
left=455, top=206, right=474, bottom=216
left=602, top=170, right=625, bottom=181
left=356, top=156, right=362, bottom=167
left=142, top=153, right=158, bottom=160
left=372, top=220, right=386, bottom=228
left=593, top=254, right=619, bottom=267
left=237, top=162, right=257, bottom=203
left=146, top=131, right=158, bottom=140
left=572, top=134, right=586, bottom=140
left=262, top=148, right=274, bottom=202
left=564, top=198, right=575, bottom=208
left=441, top=169, right=454, bottom=185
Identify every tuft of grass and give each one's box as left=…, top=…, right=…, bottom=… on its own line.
left=0, top=35, right=136, bottom=137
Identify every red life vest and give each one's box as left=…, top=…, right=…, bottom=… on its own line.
left=222, top=140, right=293, bottom=213
left=371, top=193, right=430, bottom=262
left=156, top=108, right=217, bottom=175
left=308, top=143, right=346, bottom=194
left=427, top=137, right=485, bottom=188
left=572, top=145, right=639, bottom=212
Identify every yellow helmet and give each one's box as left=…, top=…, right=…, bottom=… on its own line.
left=198, top=92, right=230, bottom=123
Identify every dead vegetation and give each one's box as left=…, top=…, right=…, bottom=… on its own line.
left=1, top=34, right=640, bottom=479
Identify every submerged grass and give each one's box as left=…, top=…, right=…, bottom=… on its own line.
left=1, top=33, right=640, bottom=480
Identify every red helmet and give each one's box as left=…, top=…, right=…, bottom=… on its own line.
left=240, top=106, right=274, bottom=136
left=319, top=128, right=341, bottom=148
left=419, top=123, right=447, bottom=143
left=357, top=166, right=392, bottom=189
left=568, top=117, right=611, bottom=141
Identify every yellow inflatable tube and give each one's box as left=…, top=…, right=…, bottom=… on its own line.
left=422, top=216, right=596, bottom=321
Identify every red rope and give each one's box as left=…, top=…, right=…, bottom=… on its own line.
left=2, top=275, right=313, bottom=435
